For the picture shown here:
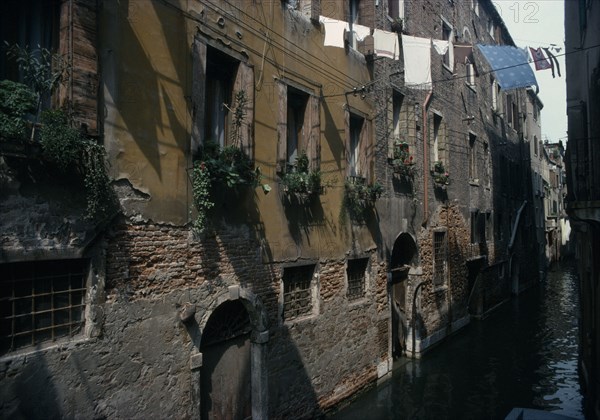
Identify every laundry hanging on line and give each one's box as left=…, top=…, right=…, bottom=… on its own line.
left=529, top=47, right=553, bottom=71
left=432, top=39, right=449, bottom=55
left=477, top=44, right=538, bottom=91
left=543, top=47, right=561, bottom=78
left=319, top=16, right=348, bottom=48
left=374, top=29, right=398, bottom=59
left=402, top=35, right=432, bottom=89
left=351, top=23, right=371, bottom=42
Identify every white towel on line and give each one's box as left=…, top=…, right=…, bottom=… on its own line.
left=402, top=35, right=432, bottom=89
left=320, top=16, right=348, bottom=48
left=432, top=39, right=449, bottom=55
left=374, top=29, right=398, bottom=60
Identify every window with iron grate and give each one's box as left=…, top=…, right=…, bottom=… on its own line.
left=1, top=259, right=88, bottom=355
left=347, top=258, right=368, bottom=300
left=433, top=230, right=448, bottom=287
left=283, top=265, right=315, bottom=320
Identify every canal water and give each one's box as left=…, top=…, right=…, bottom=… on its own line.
left=330, top=262, right=584, bottom=419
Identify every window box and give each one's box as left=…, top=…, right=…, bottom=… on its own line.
left=432, top=161, right=450, bottom=185
left=391, top=140, right=416, bottom=178
left=281, top=152, right=323, bottom=200
left=344, top=176, right=383, bottom=217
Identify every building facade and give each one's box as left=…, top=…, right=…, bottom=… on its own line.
left=565, top=0, right=600, bottom=417
left=1, top=0, right=546, bottom=417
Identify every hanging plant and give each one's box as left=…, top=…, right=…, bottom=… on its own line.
left=432, top=161, right=450, bottom=185
left=190, top=90, right=270, bottom=232
left=0, top=80, right=36, bottom=140
left=36, top=109, right=116, bottom=221
left=344, top=176, right=383, bottom=217
left=281, top=152, right=323, bottom=198
left=392, top=141, right=416, bottom=178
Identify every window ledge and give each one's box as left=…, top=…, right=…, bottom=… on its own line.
left=442, top=64, right=454, bottom=74
left=433, top=285, right=448, bottom=293
left=465, top=82, right=477, bottom=93
left=0, top=335, right=91, bottom=363
left=469, top=180, right=480, bottom=187
left=348, top=296, right=369, bottom=307
left=283, top=312, right=317, bottom=326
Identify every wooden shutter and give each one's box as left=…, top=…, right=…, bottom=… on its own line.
left=344, top=107, right=351, bottom=177
left=191, top=37, right=207, bottom=155
left=276, top=81, right=288, bottom=173
left=388, top=93, right=396, bottom=159
left=359, top=118, right=372, bottom=182
left=233, top=61, right=254, bottom=159
left=307, top=94, right=320, bottom=170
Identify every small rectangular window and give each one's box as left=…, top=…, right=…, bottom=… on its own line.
left=387, top=0, right=404, bottom=19
left=349, top=114, right=364, bottom=177
left=441, top=21, right=453, bottom=70
left=286, top=87, right=309, bottom=168
left=283, top=265, right=315, bottom=320
left=469, top=133, right=477, bottom=181
left=466, top=62, right=476, bottom=86
left=433, top=231, right=447, bottom=287
left=347, top=258, right=368, bottom=300
left=1, top=259, right=88, bottom=355
left=433, top=113, right=442, bottom=164
left=277, top=80, right=320, bottom=174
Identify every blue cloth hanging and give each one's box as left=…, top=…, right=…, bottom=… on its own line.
left=477, top=44, right=538, bottom=91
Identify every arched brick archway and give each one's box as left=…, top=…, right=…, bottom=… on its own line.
left=193, top=285, right=269, bottom=419
left=390, top=232, right=419, bottom=358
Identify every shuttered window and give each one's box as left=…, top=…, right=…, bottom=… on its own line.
left=276, top=80, right=320, bottom=173
left=192, top=38, right=254, bottom=158
left=346, top=109, right=373, bottom=181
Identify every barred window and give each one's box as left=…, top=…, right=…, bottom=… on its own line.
left=347, top=258, right=368, bottom=300
left=283, top=265, right=314, bottom=320
left=433, top=231, right=447, bottom=287
left=1, top=259, right=87, bottom=355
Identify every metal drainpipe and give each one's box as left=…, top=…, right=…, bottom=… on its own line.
left=422, top=90, right=433, bottom=226
left=411, top=281, right=427, bottom=358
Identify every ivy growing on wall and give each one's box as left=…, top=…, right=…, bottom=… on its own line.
left=191, top=90, right=270, bottom=232
left=1, top=44, right=116, bottom=222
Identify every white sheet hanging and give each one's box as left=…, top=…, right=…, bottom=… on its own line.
left=402, top=35, right=432, bottom=89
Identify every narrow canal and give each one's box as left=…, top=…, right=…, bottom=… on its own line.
left=330, top=262, right=584, bottom=419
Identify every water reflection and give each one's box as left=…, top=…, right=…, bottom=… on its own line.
left=330, top=263, right=583, bottom=420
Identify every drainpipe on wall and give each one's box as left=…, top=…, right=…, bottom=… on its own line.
left=422, top=90, right=433, bottom=227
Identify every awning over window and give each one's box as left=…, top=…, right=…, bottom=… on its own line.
left=477, top=44, right=538, bottom=91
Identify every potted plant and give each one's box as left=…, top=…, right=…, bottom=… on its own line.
left=432, top=161, right=450, bottom=186
left=281, top=152, right=323, bottom=199
left=392, top=141, right=415, bottom=178
left=344, top=176, right=383, bottom=216
left=191, top=90, right=270, bottom=232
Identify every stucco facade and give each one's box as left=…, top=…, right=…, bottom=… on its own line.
left=1, top=0, right=547, bottom=417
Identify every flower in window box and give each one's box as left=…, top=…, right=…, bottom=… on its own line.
left=432, top=161, right=450, bottom=185
left=392, top=141, right=416, bottom=177
left=281, top=152, right=323, bottom=198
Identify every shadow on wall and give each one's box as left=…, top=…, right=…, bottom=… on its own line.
left=267, top=326, right=325, bottom=419
left=103, top=0, right=190, bottom=179
left=2, top=352, right=63, bottom=419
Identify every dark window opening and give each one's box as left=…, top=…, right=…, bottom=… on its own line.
left=205, top=47, right=239, bottom=148
left=433, top=231, right=447, bottom=286
left=347, top=258, right=368, bottom=300
left=1, top=259, right=87, bottom=355
left=349, top=114, right=364, bottom=177
left=283, top=265, right=314, bottom=320
left=286, top=87, right=308, bottom=168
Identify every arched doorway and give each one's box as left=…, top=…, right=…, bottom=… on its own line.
left=390, top=233, right=418, bottom=358
left=200, top=300, right=252, bottom=420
